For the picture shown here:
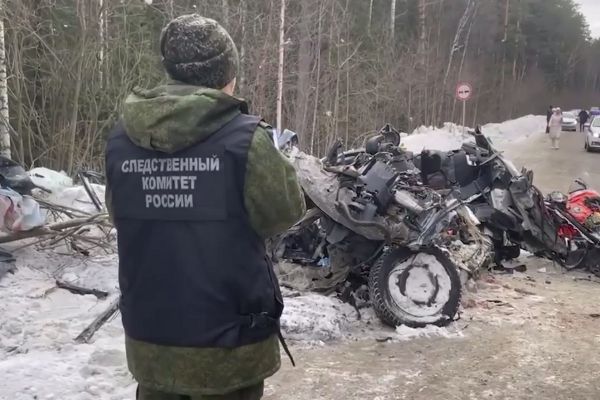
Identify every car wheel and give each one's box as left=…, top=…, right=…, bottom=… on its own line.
left=369, top=247, right=461, bottom=328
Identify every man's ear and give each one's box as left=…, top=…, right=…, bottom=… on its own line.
left=222, top=77, right=237, bottom=96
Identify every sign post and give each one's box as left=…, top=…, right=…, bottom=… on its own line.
left=456, top=82, right=473, bottom=133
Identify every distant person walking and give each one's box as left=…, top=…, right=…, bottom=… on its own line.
left=549, top=107, right=563, bottom=150
left=579, top=109, right=589, bottom=132
left=546, top=105, right=554, bottom=134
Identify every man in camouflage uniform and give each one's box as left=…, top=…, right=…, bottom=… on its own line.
left=105, top=14, right=306, bottom=400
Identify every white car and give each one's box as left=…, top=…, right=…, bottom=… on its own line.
left=561, top=112, right=578, bottom=132
left=585, top=117, right=600, bottom=152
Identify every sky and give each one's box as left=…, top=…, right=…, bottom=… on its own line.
left=575, top=0, right=600, bottom=38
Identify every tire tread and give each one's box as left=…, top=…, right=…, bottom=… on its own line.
left=368, top=247, right=462, bottom=328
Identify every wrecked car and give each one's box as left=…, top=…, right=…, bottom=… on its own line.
left=418, top=128, right=600, bottom=276
left=270, top=126, right=491, bottom=328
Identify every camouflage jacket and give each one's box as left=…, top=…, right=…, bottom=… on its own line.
left=105, top=82, right=305, bottom=395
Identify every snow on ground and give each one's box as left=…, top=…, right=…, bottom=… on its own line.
left=0, top=115, right=546, bottom=399
left=0, top=247, right=462, bottom=399
left=480, top=114, right=547, bottom=147
left=30, top=167, right=105, bottom=215
left=402, top=115, right=546, bottom=152
left=394, top=324, right=464, bottom=341
left=0, top=250, right=131, bottom=400
left=403, top=122, right=472, bottom=152
left=280, top=292, right=358, bottom=342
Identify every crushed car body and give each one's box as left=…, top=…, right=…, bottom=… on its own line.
left=270, top=126, right=491, bottom=328
left=272, top=124, right=600, bottom=329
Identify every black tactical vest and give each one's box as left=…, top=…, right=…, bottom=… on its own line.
left=105, top=113, right=283, bottom=348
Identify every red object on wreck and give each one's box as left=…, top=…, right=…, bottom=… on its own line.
left=566, top=189, right=600, bottom=224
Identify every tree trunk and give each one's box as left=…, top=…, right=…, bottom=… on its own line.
left=0, top=1, right=10, bottom=159
left=98, top=0, right=105, bottom=88
left=502, top=0, right=510, bottom=42
left=167, top=0, right=174, bottom=19
left=333, top=41, right=341, bottom=146
left=439, top=0, right=474, bottom=124
left=222, top=0, right=229, bottom=26
left=499, top=0, right=510, bottom=112
left=10, top=25, right=24, bottom=162
left=368, top=0, right=374, bottom=35
left=294, top=0, right=312, bottom=140
left=344, top=0, right=350, bottom=145
left=67, top=2, right=87, bottom=174
left=239, top=0, right=247, bottom=91
left=310, top=1, right=323, bottom=155
left=512, top=0, right=521, bottom=82
left=390, top=0, right=396, bottom=41
left=276, top=0, right=286, bottom=135
left=418, top=0, right=426, bottom=64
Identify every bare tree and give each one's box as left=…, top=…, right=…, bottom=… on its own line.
left=0, top=0, right=594, bottom=171
left=222, top=0, right=229, bottom=26
left=293, top=0, right=314, bottom=140
left=238, top=0, right=247, bottom=91
left=438, top=0, right=476, bottom=124
left=310, top=0, right=324, bottom=154
left=276, top=0, right=286, bottom=135
left=368, top=0, right=374, bottom=35
left=0, top=0, right=9, bottom=158
left=390, top=0, right=396, bottom=40
left=98, top=0, right=106, bottom=87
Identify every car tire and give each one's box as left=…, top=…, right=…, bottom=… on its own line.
left=369, top=247, right=461, bottom=328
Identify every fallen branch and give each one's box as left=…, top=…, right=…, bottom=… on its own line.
left=55, top=279, right=109, bottom=299
left=75, top=297, right=120, bottom=344
left=0, top=214, right=108, bottom=244
left=36, top=199, right=93, bottom=218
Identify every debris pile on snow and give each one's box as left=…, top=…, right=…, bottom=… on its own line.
left=0, top=165, right=111, bottom=258
left=0, top=189, right=45, bottom=232
left=30, top=168, right=106, bottom=215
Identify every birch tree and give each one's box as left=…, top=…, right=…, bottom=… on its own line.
left=0, top=0, right=10, bottom=158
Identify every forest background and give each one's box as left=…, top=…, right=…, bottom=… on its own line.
left=1, top=0, right=598, bottom=171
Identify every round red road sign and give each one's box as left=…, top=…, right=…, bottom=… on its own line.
left=456, top=82, right=473, bottom=101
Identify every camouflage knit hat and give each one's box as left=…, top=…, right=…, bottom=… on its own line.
left=160, top=14, right=239, bottom=89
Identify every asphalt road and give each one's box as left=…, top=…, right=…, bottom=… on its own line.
left=505, top=129, right=600, bottom=194
left=265, top=129, right=600, bottom=400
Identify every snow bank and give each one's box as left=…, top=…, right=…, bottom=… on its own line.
left=480, top=114, right=546, bottom=147
left=403, top=115, right=546, bottom=153
left=403, top=122, right=472, bottom=153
